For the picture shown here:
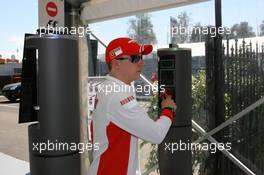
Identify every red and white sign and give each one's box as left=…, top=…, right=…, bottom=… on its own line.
left=46, top=2, right=58, bottom=17
left=39, top=0, right=65, bottom=27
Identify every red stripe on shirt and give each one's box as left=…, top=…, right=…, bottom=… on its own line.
left=97, top=122, right=131, bottom=175
left=161, top=108, right=174, bottom=122
left=90, top=120, right=94, bottom=144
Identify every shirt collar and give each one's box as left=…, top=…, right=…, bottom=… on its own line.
left=106, top=74, right=132, bottom=87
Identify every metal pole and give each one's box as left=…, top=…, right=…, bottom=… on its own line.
left=192, top=121, right=255, bottom=175
left=194, top=96, right=264, bottom=143
left=214, top=0, right=224, bottom=174
left=65, top=2, right=90, bottom=175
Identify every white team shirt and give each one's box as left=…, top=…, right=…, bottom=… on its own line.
left=88, top=75, right=173, bottom=175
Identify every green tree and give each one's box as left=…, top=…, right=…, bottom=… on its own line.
left=191, top=71, right=208, bottom=174
left=259, top=20, right=264, bottom=36
left=171, top=12, right=191, bottom=44
left=229, top=22, right=256, bottom=39
left=190, top=23, right=206, bottom=43
left=127, top=14, right=157, bottom=44
left=140, top=94, right=159, bottom=173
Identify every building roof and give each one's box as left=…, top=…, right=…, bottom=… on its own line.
left=154, top=36, right=264, bottom=57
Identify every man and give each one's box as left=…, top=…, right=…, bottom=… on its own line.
left=89, top=37, right=176, bottom=175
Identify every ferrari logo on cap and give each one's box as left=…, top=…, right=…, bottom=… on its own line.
left=114, top=47, right=123, bottom=56
left=109, top=47, right=123, bottom=58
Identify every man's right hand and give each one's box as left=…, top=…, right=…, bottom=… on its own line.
left=161, top=95, right=177, bottom=111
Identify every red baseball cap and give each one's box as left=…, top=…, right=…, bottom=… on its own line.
left=105, top=37, right=153, bottom=64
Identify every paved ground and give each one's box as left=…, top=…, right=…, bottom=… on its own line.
left=0, top=152, right=29, bottom=175
left=0, top=96, right=29, bottom=162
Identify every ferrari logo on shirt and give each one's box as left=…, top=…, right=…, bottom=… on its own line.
left=120, top=96, right=135, bottom=106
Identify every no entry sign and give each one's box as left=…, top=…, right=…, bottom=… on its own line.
left=39, top=0, right=65, bottom=28
left=46, top=2, right=58, bottom=17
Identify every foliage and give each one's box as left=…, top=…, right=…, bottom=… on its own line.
left=229, top=22, right=256, bottom=39
left=191, top=70, right=208, bottom=174
left=140, top=94, right=159, bottom=172
left=127, top=14, right=157, bottom=45
left=260, top=20, right=264, bottom=36
left=192, top=70, right=206, bottom=123
left=171, top=12, right=191, bottom=44
left=190, top=23, right=207, bottom=43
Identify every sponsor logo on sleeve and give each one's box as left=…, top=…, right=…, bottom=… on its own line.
left=120, top=96, right=135, bottom=106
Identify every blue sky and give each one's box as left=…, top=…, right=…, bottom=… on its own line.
left=0, top=0, right=264, bottom=59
